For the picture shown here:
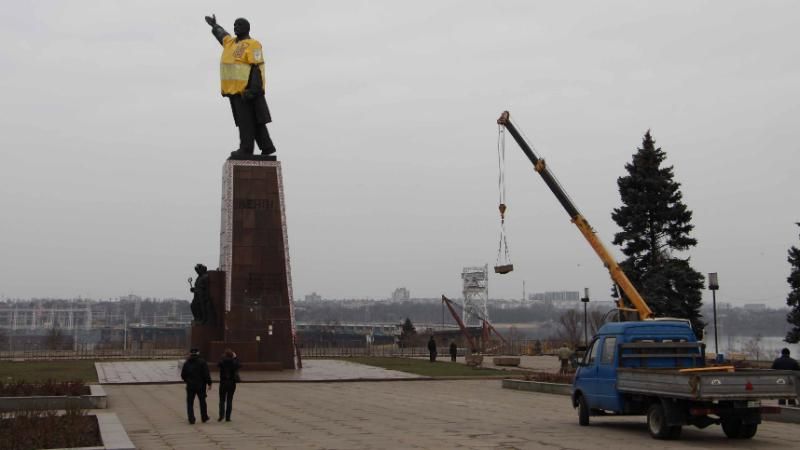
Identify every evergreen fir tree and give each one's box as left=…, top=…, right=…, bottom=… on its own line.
left=785, top=223, right=800, bottom=343
left=399, top=317, right=417, bottom=348
left=611, top=131, right=705, bottom=335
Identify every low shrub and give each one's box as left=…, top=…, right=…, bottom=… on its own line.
left=0, top=380, right=87, bottom=397
left=522, top=371, right=573, bottom=384
left=0, top=408, right=101, bottom=450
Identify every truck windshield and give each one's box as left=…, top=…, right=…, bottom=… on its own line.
left=601, top=337, right=616, bottom=365
left=584, top=339, right=599, bottom=365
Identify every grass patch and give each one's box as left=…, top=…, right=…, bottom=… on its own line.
left=343, top=357, right=519, bottom=377
left=0, top=361, right=98, bottom=383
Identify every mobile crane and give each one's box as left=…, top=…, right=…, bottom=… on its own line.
left=496, top=111, right=796, bottom=440
left=497, top=111, right=652, bottom=320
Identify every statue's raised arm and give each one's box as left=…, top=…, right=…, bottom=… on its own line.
left=205, top=14, right=229, bottom=46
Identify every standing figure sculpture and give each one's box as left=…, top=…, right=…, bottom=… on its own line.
left=205, top=14, right=277, bottom=159
left=190, top=264, right=213, bottom=325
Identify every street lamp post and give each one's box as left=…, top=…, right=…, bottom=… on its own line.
left=708, top=273, right=720, bottom=358
left=581, top=288, right=590, bottom=347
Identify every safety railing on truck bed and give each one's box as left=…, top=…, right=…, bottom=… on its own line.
left=619, top=342, right=706, bottom=369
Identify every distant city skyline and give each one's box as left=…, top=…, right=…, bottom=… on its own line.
left=0, top=290, right=785, bottom=309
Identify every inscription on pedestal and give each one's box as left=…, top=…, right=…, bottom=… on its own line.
left=219, top=160, right=296, bottom=369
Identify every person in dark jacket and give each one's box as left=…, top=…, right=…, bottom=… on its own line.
left=217, top=348, right=241, bottom=421
left=771, top=348, right=799, bottom=405
left=449, top=341, right=458, bottom=362
left=181, top=348, right=212, bottom=424
left=428, top=336, right=437, bottom=362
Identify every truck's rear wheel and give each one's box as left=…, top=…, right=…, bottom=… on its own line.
left=722, top=419, right=757, bottom=439
left=740, top=423, right=757, bottom=439
left=721, top=419, right=738, bottom=438
left=577, top=395, right=589, bottom=426
left=647, top=404, right=680, bottom=439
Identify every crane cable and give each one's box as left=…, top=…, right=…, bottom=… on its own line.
left=495, top=124, right=512, bottom=272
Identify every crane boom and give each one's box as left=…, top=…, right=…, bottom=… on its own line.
left=441, top=295, right=479, bottom=351
left=441, top=295, right=508, bottom=352
left=497, top=111, right=653, bottom=320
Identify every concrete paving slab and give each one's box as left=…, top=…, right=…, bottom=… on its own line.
left=105, top=380, right=800, bottom=449
left=96, top=360, right=183, bottom=384
left=96, top=359, right=422, bottom=384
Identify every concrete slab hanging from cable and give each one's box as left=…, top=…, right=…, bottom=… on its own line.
left=495, top=123, right=513, bottom=275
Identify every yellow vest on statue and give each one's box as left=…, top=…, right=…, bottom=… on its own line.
left=219, top=36, right=266, bottom=95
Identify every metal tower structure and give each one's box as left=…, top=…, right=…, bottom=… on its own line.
left=461, top=264, right=488, bottom=326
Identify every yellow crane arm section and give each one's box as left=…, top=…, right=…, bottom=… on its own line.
left=572, top=215, right=653, bottom=320
left=497, top=111, right=653, bottom=320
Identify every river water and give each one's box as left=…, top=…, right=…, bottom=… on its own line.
left=496, top=323, right=799, bottom=362
left=702, top=335, right=800, bottom=361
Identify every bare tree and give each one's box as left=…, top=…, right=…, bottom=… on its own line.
left=505, top=325, right=520, bottom=354
left=742, top=334, right=763, bottom=361
left=588, top=310, right=606, bottom=337
left=557, top=310, right=581, bottom=348
left=507, top=325, right=519, bottom=341
left=45, top=328, right=67, bottom=350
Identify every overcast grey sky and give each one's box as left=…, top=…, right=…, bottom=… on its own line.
left=1, top=1, right=799, bottom=307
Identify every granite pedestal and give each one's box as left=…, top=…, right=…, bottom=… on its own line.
left=191, top=160, right=297, bottom=370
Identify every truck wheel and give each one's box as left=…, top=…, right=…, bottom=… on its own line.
left=739, top=423, right=757, bottom=439
left=721, top=418, right=756, bottom=439
left=721, top=419, right=739, bottom=438
left=577, top=395, right=590, bottom=426
left=647, top=403, right=673, bottom=439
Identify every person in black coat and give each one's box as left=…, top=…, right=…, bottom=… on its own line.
left=181, top=348, right=212, bottom=424
left=771, top=348, right=799, bottom=405
left=217, top=348, right=241, bottom=421
left=428, top=336, right=437, bottom=362
left=449, top=341, right=458, bottom=362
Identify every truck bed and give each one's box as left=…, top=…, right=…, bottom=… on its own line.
left=617, top=368, right=798, bottom=400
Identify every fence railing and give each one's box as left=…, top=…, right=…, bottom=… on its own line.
left=0, top=348, right=186, bottom=361
left=0, top=337, right=574, bottom=361
left=300, top=344, right=432, bottom=358
left=299, top=341, right=560, bottom=358
left=0, top=341, right=779, bottom=364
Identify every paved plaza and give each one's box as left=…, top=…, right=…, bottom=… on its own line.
left=105, top=379, right=800, bottom=449
left=97, top=359, right=422, bottom=384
